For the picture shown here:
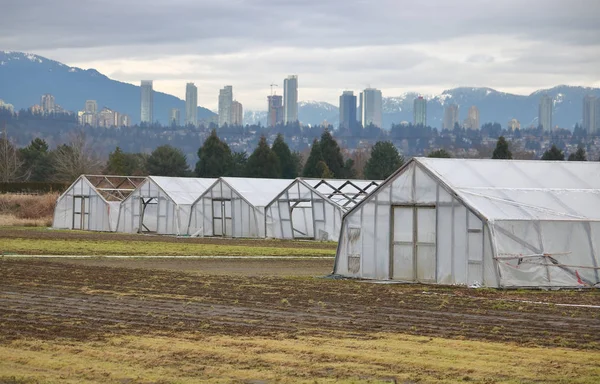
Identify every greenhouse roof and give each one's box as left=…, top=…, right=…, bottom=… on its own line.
left=300, top=178, right=381, bottom=209
left=416, top=158, right=600, bottom=221
left=149, top=176, right=217, bottom=205
left=220, top=177, right=293, bottom=208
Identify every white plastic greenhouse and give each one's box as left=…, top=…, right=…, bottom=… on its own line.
left=334, top=158, right=600, bottom=288
left=53, top=175, right=145, bottom=232
left=188, top=177, right=293, bottom=238
left=265, top=178, right=380, bottom=241
left=116, top=176, right=216, bottom=235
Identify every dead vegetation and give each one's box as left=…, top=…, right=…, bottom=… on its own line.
left=0, top=193, right=57, bottom=227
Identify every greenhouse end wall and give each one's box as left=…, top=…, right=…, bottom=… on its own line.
left=53, top=177, right=117, bottom=232
left=334, top=161, right=497, bottom=286
left=188, top=180, right=265, bottom=238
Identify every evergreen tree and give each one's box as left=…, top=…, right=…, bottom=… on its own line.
left=567, top=146, right=587, bottom=161
left=146, top=145, right=190, bottom=176
left=427, top=149, right=452, bottom=158
left=542, top=144, right=565, bottom=161
left=271, top=133, right=297, bottom=179
left=245, top=136, right=281, bottom=178
left=492, top=136, right=512, bottom=159
left=319, top=130, right=345, bottom=177
left=316, top=161, right=333, bottom=178
left=363, top=141, right=404, bottom=180
left=105, top=147, right=148, bottom=175
left=195, top=129, right=234, bottom=177
left=19, top=138, right=53, bottom=181
left=302, top=139, right=324, bottom=178
left=343, top=158, right=357, bottom=179
left=230, top=152, right=248, bottom=177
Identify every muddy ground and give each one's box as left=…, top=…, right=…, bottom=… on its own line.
left=1, top=258, right=599, bottom=349
left=0, top=228, right=338, bottom=250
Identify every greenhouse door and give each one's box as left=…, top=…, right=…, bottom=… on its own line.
left=72, top=196, right=89, bottom=230
left=291, top=201, right=314, bottom=239
left=139, top=197, right=158, bottom=233
left=212, top=200, right=232, bottom=237
left=391, top=206, right=437, bottom=282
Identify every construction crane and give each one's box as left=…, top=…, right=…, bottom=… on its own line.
left=270, top=83, right=278, bottom=96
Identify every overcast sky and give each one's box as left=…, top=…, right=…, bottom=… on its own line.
left=2, top=0, right=599, bottom=110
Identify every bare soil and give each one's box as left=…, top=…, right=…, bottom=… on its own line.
left=1, top=258, right=599, bottom=349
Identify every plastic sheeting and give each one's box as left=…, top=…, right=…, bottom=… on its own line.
left=188, top=178, right=292, bottom=238
left=117, top=176, right=216, bottom=235
left=53, top=176, right=123, bottom=232
left=265, top=178, right=379, bottom=241
left=334, top=158, right=600, bottom=288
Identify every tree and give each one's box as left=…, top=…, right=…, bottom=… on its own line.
left=245, top=136, right=281, bottom=178
left=51, top=131, right=103, bottom=182
left=316, top=161, right=333, bottom=178
left=428, top=149, right=452, bottom=158
left=271, top=134, right=297, bottom=179
left=105, top=147, right=148, bottom=175
left=195, top=130, right=233, bottom=177
left=541, top=144, right=565, bottom=161
left=230, top=152, right=248, bottom=177
left=302, top=139, right=324, bottom=178
left=0, top=131, right=24, bottom=182
left=319, top=130, right=345, bottom=178
left=568, top=146, right=587, bottom=161
left=363, top=141, right=404, bottom=180
left=146, top=145, right=190, bottom=176
left=19, top=138, right=53, bottom=181
left=492, top=136, right=512, bottom=159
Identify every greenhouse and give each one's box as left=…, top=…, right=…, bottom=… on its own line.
left=117, top=176, right=216, bottom=235
left=265, top=178, right=380, bottom=241
left=188, top=177, right=293, bottom=238
left=53, top=175, right=145, bottom=232
left=334, top=158, right=600, bottom=288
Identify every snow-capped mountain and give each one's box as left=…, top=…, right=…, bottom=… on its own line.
left=1, top=51, right=598, bottom=129
left=0, top=51, right=214, bottom=124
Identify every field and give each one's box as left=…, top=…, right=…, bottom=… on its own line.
left=1, top=227, right=600, bottom=383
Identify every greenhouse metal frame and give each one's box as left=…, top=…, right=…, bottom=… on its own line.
left=53, top=175, right=145, bottom=232
left=266, top=178, right=380, bottom=241
left=334, top=158, right=600, bottom=288
left=117, top=176, right=216, bottom=235
left=188, top=177, right=293, bottom=238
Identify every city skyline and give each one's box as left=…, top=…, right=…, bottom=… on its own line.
left=4, top=1, right=597, bottom=110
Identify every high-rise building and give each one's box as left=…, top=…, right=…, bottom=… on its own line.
left=170, top=108, right=181, bottom=126
left=583, top=95, right=597, bottom=134
left=464, top=106, right=480, bottom=130
left=121, top=114, right=131, bottom=127
left=0, top=99, right=14, bottom=113
left=267, top=95, right=284, bottom=127
left=231, top=101, right=243, bottom=126
left=97, top=107, right=116, bottom=128
left=413, top=96, right=427, bottom=126
left=85, top=100, right=97, bottom=114
left=185, top=83, right=198, bottom=126
left=596, top=98, right=600, bottom=134
left=140, top=80, right=154, bottom=124
left=218, top=85, right=233, bottom=127
left=443, top=104, right=459, bottom=130
left=283, top=75, right=298, bottom=123
left=40, top=94, right=55, bottom=114
left=538, top=94, right=553, bottom=131
left=359, top=88, right=383, bottom=128
left=339, top=91, right=357, bottom=130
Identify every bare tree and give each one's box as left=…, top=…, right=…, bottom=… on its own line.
left=0, top=127, right=24, bottom=182
left=52, top=131, right=104, bottom=183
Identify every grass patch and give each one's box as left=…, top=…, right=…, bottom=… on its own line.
left=1, top=332, right=599, bottom=383
left=0, top=237, right=335, bottom=257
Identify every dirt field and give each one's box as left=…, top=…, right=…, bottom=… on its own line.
left=1, top=257, right=600, bottom=382
left=1, top=258, right=599, bottom=346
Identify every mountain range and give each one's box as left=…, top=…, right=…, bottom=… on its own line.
left=1, top=51, right=599, bottom=129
